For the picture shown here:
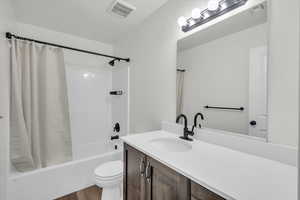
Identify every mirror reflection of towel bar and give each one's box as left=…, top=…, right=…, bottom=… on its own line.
left=204, top=105, right=244, bottom=111
left=110, top=90, right=123, bottom=95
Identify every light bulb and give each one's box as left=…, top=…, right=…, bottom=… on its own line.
left=191, top=8, right=201, bottom=19
left=177, top=16, right=187, bottom=27
left=207, top=0, right=220, bottom=11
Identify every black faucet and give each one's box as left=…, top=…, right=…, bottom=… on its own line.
left=176, top=114, right=194, bottom=141
left=192, top=113, right=204, bottom=131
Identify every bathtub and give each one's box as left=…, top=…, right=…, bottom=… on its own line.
left=7, top=150, right=122, bottom=200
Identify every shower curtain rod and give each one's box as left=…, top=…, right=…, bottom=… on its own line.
left=6, top=32, right=130, bottom=66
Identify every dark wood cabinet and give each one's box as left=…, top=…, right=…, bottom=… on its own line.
left=123, top=144, right=146, bottom=200
left=146, top=157, right=190, bottom=200
left=191, top=181, right=225, bottom=200
left=124, top=143, right=226, bottom=200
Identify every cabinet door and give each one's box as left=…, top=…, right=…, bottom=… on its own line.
left=191, top=181, right=225, bottom=200
left=124, top=144, right=147, bottom=200
left=145, top=157, right=190, bottom=200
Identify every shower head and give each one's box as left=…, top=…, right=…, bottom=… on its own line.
left=109, top=59, right=115, bottom=66
left=108, top=58, right=121, bottom=66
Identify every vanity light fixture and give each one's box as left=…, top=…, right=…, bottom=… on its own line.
left=177, top=0, right=248, bottom=32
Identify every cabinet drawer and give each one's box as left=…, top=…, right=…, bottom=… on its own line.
left=191, top=181, right=225, bottom=200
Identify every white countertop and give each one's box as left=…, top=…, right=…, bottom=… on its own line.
left=122, top=130, right=297, bottom=200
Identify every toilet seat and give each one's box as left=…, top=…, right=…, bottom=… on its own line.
left=94, top=160, right=123, bottom=200
left=95, top=174, right=122, bottom=182
left=94, top=160, right=123, bottom=180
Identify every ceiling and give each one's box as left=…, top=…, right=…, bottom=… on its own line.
left=11, top=0, right=169, bottom=44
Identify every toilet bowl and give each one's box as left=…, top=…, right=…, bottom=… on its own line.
left=94, top=160, right=123, bottom=200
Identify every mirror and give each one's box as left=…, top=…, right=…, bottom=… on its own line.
left=176, top=2, right=268, bottom=138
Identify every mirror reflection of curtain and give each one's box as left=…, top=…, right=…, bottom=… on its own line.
left=10, top=39, right=72, bottom=172
left=176, top=70, right=185, bottom=117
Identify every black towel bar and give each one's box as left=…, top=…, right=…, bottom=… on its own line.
left=204, top=106, right=244, bottom=111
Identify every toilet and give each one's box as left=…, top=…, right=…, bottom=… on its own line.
left=94, top=160, right=123, bottom=200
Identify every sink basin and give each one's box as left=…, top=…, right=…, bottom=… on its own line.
left=149, top=137, right=192, bottom=152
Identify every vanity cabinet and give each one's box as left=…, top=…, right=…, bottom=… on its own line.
left=191, top=181, right=225, bottom=200
left=123, top=144, right=146, bottom=200
left=124, top=144, right=189, bottom=200
left=124, top=143, right=225, bottom=200
left=145, top=156, right=190, bottom=200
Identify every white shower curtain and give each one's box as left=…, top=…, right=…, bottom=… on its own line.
left=10, top=39, right=72, bottom=172
left=176, top=70, right=185, bottom=117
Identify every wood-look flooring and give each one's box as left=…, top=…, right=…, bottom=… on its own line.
left=55, top=186, right=102, bottom=200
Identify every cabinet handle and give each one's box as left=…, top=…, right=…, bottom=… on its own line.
left=139, top=157, right=146, bottom=176
left=145, top=162, right=151, bottom=183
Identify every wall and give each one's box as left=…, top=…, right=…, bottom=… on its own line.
left=14, top=23, right=113, bottom=55
left=299, top=0, right=300, bottom=197
left=115, top=0, right=299, bottom=147
left=114, top=0, right=188, bottom=133
left=65, top=57, right=113, bottom=160
left=111, top=62, right=130, bottom=144
left=268, top=0, right=299, bottom=146
left=0, top=0, right=15, bottom=199
left=0, top=40, right=10, bottom=200
left=177, top=23, right=267, bottom=134
left=0, top=0, right=15, bottom=35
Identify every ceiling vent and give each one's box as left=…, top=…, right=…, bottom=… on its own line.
left=108, top=0, right=136, bottom=18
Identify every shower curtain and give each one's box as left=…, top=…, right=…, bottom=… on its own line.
left=10, top=39, right=72, bottom=172
left=176, top=70, right=184, bottom=117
